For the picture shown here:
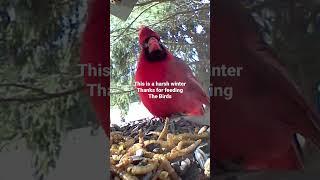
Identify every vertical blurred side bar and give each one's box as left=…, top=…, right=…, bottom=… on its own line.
left=80, top=0, right=110, bottom=136
left=316, top=81, right=320, bottom=113
left=80, top=0, right=110, bottom=178
left=210, top=0, right=215, bottom=177
left=107, top=1, right=111, bottom=179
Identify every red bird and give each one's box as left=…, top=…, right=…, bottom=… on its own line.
left=135, top=26, right=209, bottom=118
left=80, top=0, right=109, bottom=135
left=213, top=1, right=320, bottom=170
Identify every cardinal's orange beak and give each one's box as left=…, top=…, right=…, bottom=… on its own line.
left=148, top=37, right=161, bottom=53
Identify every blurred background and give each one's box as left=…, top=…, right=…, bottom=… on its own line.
left=1, top=0, right=320, bottom=179
left=216, top=0, right=320, bottom=179
left=0, top=0, right=211, bottom=179
left=0, top=0, right=105, bottom=180
left=241, top=0, right=320, bottom=109
left=110, top=0, right=210, bottom=125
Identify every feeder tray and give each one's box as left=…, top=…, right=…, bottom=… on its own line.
left=110, top=117, right=210, bottom=179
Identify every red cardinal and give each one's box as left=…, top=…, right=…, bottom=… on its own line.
left=80, top=0, right=109, bottom=136
left=213, top=0, right=320, bottom=170
left=135, top=26, right=209, bottom=118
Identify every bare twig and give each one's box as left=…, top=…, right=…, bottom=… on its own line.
left=110, top=87, right=135, bottom=95
left=136, top=0, right=171, bottom=7
left=0, top=86, right=85, bottom=103
left=149, top=6, right=209, bottom=28
left=113, top=2, right=161, bottom=43
left=0, top=83, right=50, bottom=95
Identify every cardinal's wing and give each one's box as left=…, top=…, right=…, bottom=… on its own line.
left=170, top=57, right=210, bottom=105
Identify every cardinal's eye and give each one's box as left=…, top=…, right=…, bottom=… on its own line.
left=143, top=42, right=148, bottom=48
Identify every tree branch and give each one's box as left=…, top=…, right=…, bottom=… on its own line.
left=0, top=86, right=85, bottom=103
left=111, top=5, right=209, bottom=45
left=113, top=2, right=161, bottom=43
left=0, top=83, right=50, bottom=95
left=135, top=0, right=171, bottom=6
left=149, top=6, right=210, bottom=28
left=110, top=87, right=135, bottom=94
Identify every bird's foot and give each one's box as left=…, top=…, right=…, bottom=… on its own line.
left=158, top=117, right=169, bottom=140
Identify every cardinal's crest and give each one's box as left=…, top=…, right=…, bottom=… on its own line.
left=110, top=0, right=139, bottom=21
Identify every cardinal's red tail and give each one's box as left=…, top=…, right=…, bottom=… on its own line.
left=244, top=135, right=304, bottom=170
left=267, top=135, right=304, bottom=170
